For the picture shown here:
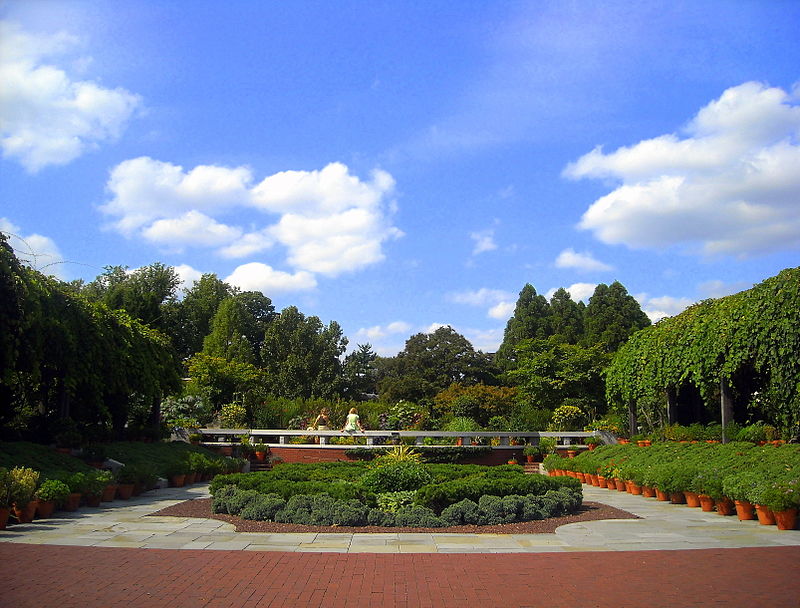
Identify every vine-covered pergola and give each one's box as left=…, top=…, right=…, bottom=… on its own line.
left=606, top=267, right=800, bottom=439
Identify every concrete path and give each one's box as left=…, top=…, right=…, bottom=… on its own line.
left=1, top=483, right=798, bottom=553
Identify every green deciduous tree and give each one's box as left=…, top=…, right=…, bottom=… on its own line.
left=260, top=306, right=348, bottom=399
left=378, top=326, right=497, bottom=406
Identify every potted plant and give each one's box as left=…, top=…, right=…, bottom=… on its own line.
left=253, top=439, right=269, bottom=461
left=9, top=466, right=40, bottom=523
left=116, top=466, right=138, bottom=499
left=165, top=461, right=188, bottom=487
left=188, top=432, right=203, bottom=445
left=62, top=472, right=85, bottom=511
left=0, top=467, right=11, bottom=529
left=584, top=435, right=602, bottom=450
left=523, top=445, right=545, bottom=463
left=752, top=478, right=799, bottom=530
left=83, top=470, right=112, bottom=507
left=35, top=479, right=71, bottom=518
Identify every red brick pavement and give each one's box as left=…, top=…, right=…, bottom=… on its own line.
left=2, top=544, right=799, bottom=608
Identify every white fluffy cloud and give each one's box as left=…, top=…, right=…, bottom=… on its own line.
left=636, top=293, right=695, bottom=323
left=224, top=262, right=317, bottom=294
left=102, top=158, right=401, bottom=287
left=449, top=288, right=515, bottom=320
left=0, top=21, right=141, bottom=172
left=470, top=229, right=497, bottom=255
left=555, top=248, right=613, bottom=272
left=0, top=217, right=67, bottom=278
left=488, top=301, right=515, bottom=320
left=565, top=82, right=800, bottom=256
left=355, top=321, right=412, bottom=341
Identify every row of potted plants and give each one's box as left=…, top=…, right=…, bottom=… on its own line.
left=543, top=442, right=800, bottom=531
left=0, top=453, right=245, bottom=530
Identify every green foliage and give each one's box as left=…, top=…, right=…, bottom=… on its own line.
left=510, top=338, right=609, bottom=420
left=260, top=306, right=348, bottom=400
left=583, top=282, right=650, bottom=352
left=372, top=445, right=423, bottom=466
left=376, top=490, right=417, bottom=513
left=219, top=403, right=248, bottom=428
left=8, top=466, right=39, bottom=505
left=548, top=405, right=586, bottom=431
left=0, top=467, right=11, bottom=508
left=377, top=326, right=497, bottom=405
left=606, top=267, right=800, bottom=436
left=433, top=383, right=518, bottom=425
left=393, top=504, right=443, bottom=527
left=35, top=479, right=69, bottom=504
left=495, top=284, right=552, bottom=371
left=238, top=493, right=287, bottom=521
left=360, top=462, right=433, bottom=493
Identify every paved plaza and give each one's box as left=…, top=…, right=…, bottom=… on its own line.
left=1, top=483, right=799, bottom=607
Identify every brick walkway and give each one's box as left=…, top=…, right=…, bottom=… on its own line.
left=2, top=543, right=799, bottom=607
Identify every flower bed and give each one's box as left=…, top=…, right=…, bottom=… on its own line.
left=209, top=454, right=582, bottom=528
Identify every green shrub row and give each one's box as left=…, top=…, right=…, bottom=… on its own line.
left=212, top=486, right=582, bottom=528
left=546, top=442, right=800, bottom=511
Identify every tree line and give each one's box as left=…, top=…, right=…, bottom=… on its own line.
left=2, top=228, right=655, bottom=441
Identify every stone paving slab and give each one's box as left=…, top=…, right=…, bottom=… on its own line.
left=0, top=482, right=798, bottom=553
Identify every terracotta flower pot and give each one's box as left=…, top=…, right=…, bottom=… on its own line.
left=102, top=484, right=118, bottom=502
left=755, top=504, right=776, bottom=525
left=628, top=482, right=642, bottom=495
left=698, top=494, right=715, bottom=512
left=642, top=486, right=656, bottom=498
left=591, top=474, right=600, bottom=486
left=774, top=508, right=798, bottom=531
left=656, top=489, right=669, bottom=501
left=169, top=474, right=186, bottom=488
left=670, top=492, right=686, bottom=504
left=63, top=493, right=81, bottom=512
left=116, top=484, right=134, bottom=500
left=614, top=479, right=625, bottom=492
left=598, top=476, right=607, bottom=488
left=0, top=507, right=9, bottom=530
left=185, top=472, right=197, bottom=485
left=84, top=494, right=101, bottom=508
left=13, top=500, right=37, bottom=523
left=35, top=500, right=56, bottom=519
left=684, top=491, right=700, bottom=507
left=716, top=497, right=735, bottom=516
left=735, top=500, right=755, bottom=520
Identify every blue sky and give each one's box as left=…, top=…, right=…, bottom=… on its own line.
left=2, top=1, right=799, bottom=355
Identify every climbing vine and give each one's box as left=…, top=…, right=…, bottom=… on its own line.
left=606, top=267, right=800, bottom=435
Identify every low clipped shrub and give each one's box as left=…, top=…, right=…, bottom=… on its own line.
left=271, top=493, right=370, bottom=526
left=360, top=462, right=433, bottom=493
left=367, top=508, right=396, bottom=527
left=211, top=484, right=238, bottom=514
left=440, top=498, right=480, bottom=526
left=393, top=504, right=443, bottom=527
left=239, top=493, right=286, bottom=521
left=226, top=489, right=261, bottom=515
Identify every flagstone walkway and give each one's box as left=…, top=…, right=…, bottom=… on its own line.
left=2, top=483, right=798, bottom=552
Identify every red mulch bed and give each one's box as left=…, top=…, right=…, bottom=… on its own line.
left=150, top=498, right=638, bottom=534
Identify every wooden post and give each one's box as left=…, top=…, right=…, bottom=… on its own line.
left=721, top=378, right=733, bottom=443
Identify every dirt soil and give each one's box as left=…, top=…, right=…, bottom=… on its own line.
left=150, top=498, right=639, bottom=534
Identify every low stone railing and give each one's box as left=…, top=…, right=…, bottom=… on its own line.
left=196, top=428, right=604, bottom=450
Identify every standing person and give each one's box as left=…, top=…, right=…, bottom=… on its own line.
left=342, top=407, right=365, bottom=433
